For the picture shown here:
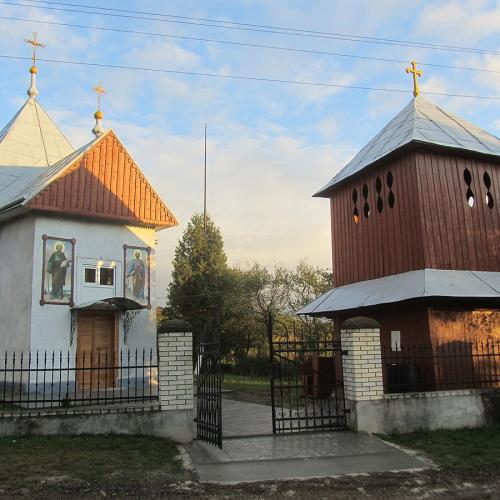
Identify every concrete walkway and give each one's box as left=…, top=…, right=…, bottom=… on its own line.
left=222, top=398, right=273, bottom=437
left=189, top=399, right=428, bottom=483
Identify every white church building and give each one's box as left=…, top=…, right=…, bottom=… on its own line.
left=0, top=56, right=177, bottom=382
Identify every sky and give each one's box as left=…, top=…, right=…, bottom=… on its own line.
left=1, top=0, right=500, bottom=301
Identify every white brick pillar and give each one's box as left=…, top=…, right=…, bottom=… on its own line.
left=340, top=317, right=383, bottom=431
left=157, top=320, right=193, bottom=411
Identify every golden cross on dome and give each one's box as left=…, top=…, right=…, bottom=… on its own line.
left=24, top=32, right=45, bottom=67
left=94, top=83, right=106, bottom=110
left=406, top=60, right=423, bottom=98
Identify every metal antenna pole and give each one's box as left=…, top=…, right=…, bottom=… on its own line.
left=203, top=120, right=207, bottom=236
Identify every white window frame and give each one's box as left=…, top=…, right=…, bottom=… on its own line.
left=391, top=330, right=402, bottom=351
left=82, top=263, right=116, bottom=289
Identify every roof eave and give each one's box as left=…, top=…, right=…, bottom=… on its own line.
left=313, top=141, right=415, bottom=198
left=313, top=139, right=500, bottom=198
left=0, top=202, right=28, bottom=223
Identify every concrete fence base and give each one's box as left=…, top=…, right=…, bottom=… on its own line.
left=0, top=321, right=195, bottom=443
left=340, top=317, right=500, bottom=434
left=0, top=409, right=193, bottom=442
left=347, top=390, right=500, bottom=434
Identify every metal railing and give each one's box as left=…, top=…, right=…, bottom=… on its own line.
left=0, top=349, right=158, bottom=415
left=382, top=340, right=500, bottom=393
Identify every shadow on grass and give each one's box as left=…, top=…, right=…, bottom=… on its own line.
left=380, top=426, right=500, bottom=472
left=0, top=434, right=189, bottom=488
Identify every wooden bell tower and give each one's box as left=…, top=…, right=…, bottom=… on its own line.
left=300, top=64, right=500, bottom=367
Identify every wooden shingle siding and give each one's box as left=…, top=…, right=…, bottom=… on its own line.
left=26, top=131, right=177, bottom=229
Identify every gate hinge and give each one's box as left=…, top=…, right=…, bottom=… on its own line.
left=342, top=350, right=349, bottom=356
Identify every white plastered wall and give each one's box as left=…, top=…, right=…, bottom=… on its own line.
left=30, top=215, right=157, bottom=358
left=0, top=214, right=35, bottom=354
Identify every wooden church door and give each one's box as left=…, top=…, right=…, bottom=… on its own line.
left=76, top=312, right=118, bottom=389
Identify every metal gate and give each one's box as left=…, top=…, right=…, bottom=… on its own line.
left=195, top=332, right=222, bottom=448
left=268, top=316, right=347, bottom=434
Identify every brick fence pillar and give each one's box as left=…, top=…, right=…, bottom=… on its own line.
left=157, top=320, right=193, bottom=412
left=340, top=317, right=383, bottom=431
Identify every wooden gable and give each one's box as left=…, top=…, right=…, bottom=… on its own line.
left=26, top=131, right=177, bottom=229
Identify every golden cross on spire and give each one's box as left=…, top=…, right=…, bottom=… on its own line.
left=94, top=83, right=106, bottom=110
left=406, top=60, right=423, bottom=98
left=24, top=32, right=45, bottom=67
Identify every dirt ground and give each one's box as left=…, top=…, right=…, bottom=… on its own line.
left=1, top=468, right=499, bottom=499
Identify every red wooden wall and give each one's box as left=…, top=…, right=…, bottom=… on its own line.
left=330, top=148, right=500, bottom=287
left=27, top=131, right=178, bottom=229
left=330, top=151, right=424, bottom=287
left=415, top=151, right=500, bottom=272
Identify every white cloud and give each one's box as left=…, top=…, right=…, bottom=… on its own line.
left=126, top=40, right=200, bottom=69
left=111, top=120, right=351, bottom=293
left=416, top=0, right=500, bottom=44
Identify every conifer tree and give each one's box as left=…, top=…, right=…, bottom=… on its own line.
left=166, top=213, right=229, bottom=347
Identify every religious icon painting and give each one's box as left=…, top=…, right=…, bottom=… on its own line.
left=123, top=245, right=151, bottom=308
left=40, top=235, right=76, bottom=306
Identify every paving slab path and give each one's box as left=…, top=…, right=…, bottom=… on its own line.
left=222, top=398, right=273, bottom=437
left=189, top=399, right=428, bottom=484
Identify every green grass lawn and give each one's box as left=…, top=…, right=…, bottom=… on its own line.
left=222, top=373, right=272, bottom=406
left=222, top=373, right=270, bottom=390
left=381, top=426, right=500, bottom=472
left=0, top=434, right=189, bottom=489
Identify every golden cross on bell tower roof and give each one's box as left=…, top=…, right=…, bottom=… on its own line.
left=406, top=60, right=423, bottom=98
left=24, top=32, right=45, bottom=68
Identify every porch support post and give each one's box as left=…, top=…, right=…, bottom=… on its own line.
left=157, top=320, right=193, bottom=411
left=340, top=317, right=383, bottom=432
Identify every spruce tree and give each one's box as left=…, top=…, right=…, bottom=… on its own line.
left=166, top=213, right=229, bottom=347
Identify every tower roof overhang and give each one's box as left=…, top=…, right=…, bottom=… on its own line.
left=297, top=269, right=500, bottom=317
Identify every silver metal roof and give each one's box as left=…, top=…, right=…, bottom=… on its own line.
left=0, top=98, right=74, bottom=167
left=315, top=96, right=500, bottom=196
left=0, top=166, right=49, bottom=208
left=0, top=134, right=102, bottom=213
left=297, top=269, right=500, bottom=316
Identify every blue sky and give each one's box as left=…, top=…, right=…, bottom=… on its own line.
left=1, top=0, right=500, bottom=298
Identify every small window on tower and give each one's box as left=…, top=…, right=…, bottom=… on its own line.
left=387, top=171, right=395, bottom=208
left=483, top=172, right=494, bottom=209
left=99, top=267, right=115, bottom=286
left=84, top=268, right=96, bottom=284
left=391, top=330, right=401, bottom=351
left=463, top=168, right=475, bottom=208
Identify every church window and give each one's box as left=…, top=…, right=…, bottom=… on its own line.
left=387, top=171, right=395, bottom=208
left=99, top=268, right=115, bottom=286
left=486, top=193, right=494, bottom=209
left=388, top=191, right=395, bottom=209
left=391, top=331, right=401, bottom=351
left=84, top=268, right=96, bottom=284
left=362, top=183, right=370, bottom=218
left=387, top=171, right=394, bottom=189
left=463, top=168, right=475, bottom=207
left=467, top=191, right=475, bottom=207
left=375, top=176, right=383, bottom=213
left=377, top=197, right=384, bottom=213
left=352, top=188, right=360, bottom=223
left=84, top=266, right=114, bottom=286
left=484, top=172, right=494, bottom=209
left=353, top=207, right=360, bottom=224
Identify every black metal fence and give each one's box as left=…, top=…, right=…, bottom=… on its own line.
left=195, top=334, right=222, bottom=448
left=269, top=318, right=346, bottom=434
left=382, top=340, right=500, bottom=393
left=0, top=349, right=159, bottom=415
